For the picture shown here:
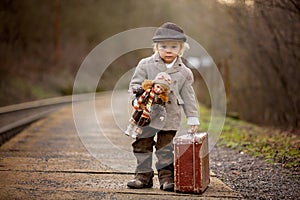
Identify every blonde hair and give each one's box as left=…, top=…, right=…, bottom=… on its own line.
left=152, top=42, right=190, bottom=57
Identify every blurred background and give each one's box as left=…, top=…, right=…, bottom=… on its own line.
left=0, top=0, right=299, bottom=130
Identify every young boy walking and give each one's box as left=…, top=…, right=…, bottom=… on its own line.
left=127, top=22, right=200, bottom=191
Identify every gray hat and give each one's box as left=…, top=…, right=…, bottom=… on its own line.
left=152, top=22, right=187, bottom=42
left=153, top=72, right=172, bottom=91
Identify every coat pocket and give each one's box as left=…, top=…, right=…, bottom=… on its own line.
left=149, top=104, right=166, bottom=130
left=171, top=90, right=184, bottom=105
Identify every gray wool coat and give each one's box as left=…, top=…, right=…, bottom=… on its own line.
left=129, top=53, right=199, bottom=130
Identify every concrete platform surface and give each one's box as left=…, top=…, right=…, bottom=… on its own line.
left=0, top=91, right=242, bottom=199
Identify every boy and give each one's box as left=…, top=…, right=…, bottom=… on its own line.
left=127, top=22, right=199, bottom=191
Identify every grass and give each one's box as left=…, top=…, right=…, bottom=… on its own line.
left=198, top=104, right=300, bottom=171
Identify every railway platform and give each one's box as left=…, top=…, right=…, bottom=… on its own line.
left=0, top=91, right=241, bottom=199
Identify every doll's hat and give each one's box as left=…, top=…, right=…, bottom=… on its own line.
left=152, top=22, right=187, bottom=42
left=153, top=72, right=171, bottom=91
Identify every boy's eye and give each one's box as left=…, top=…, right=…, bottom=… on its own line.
left=172, top=46, right=178, bottom=49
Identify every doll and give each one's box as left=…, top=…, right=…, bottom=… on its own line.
left=125, top=72, right=171, bottom=138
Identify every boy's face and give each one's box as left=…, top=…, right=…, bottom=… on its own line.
left=157, top=41, right=181, bottom=64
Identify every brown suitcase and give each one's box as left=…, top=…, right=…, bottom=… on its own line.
left=174, top=132, right=210, bottom=193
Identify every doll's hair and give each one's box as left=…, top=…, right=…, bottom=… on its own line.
left=157, top=86, right=169, bottom=103
left=142, top=80, right=169, bottom=103
left=152, top=41, right=190, bottom=57
left=142, top=80, right=153, bottom=90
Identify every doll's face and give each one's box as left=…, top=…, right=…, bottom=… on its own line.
left=157, top=41, right=181, bottom=64
left=153, top=84, right=164, bottom=94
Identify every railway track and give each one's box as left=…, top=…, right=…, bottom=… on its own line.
left=0, top=94, right=92, bottom=146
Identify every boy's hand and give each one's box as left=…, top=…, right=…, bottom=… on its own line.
left=189, top=125, right=198, bottom=134
left=140, top=103, right=146, bottom=109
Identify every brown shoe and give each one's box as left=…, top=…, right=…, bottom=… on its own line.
left=127, top=178, right=153, bottom=189
left=127, top=172, right=154, bottom=189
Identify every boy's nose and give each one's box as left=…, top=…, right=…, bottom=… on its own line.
left=165, top=48, right=173, bottom=53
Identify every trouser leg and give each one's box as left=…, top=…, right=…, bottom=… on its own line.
left=131, top=127, right=157, bottom=184
left=155, top=130, right=176, bottom=186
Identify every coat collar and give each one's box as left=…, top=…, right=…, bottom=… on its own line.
left=152, top=53, right=184, bottom=74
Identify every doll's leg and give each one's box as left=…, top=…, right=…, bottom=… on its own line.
left=131, top=126, right=142, bottom=139
left=126, top=111, right=143, bottom=137
left=124, top=118, right=136, bottom=136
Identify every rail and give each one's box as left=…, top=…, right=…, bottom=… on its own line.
left=0, top=93, right=96, bottom=145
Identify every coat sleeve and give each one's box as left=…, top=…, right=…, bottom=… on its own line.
left=129, top=59, right=148, bottom=98
left=180, top=68, right=200, bottom=125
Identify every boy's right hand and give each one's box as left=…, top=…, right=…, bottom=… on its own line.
left=189, top=125, right=198, bottom=134
left=140, top=103, right=146, bottom=109
left=133, top=87, right=144, bottom=95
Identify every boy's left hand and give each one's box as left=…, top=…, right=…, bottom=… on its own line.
left=189, top=125, right=198, bottom=134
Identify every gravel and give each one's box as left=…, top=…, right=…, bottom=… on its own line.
left=210, top=146, right=300, bottom=200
